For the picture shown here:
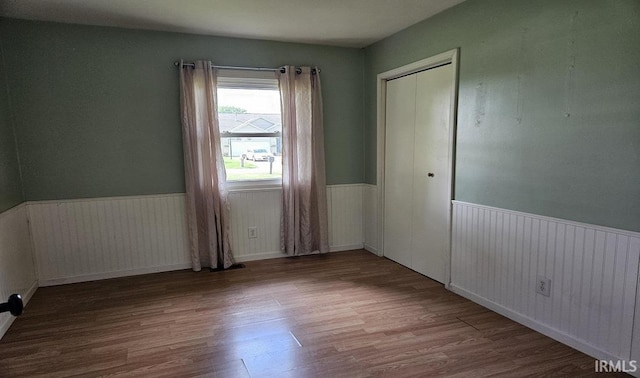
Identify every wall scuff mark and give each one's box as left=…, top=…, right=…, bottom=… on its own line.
left=564, top=11, right=579, bottom=119
left=474, top=42, right=488, bottom=127
left=515, top=27, right=529, bottom=125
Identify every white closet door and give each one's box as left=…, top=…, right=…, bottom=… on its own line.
left=411, top=64, right=453, bottom=283
left=383, top=74, right=416, bottom=268
left=384, top=63, right=453, bottom=284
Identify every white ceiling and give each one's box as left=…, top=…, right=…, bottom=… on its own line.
left=0, top=0, right=465, bottom=48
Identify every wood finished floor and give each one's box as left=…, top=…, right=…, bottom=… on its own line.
left=0, top=250, right=617, bottom=377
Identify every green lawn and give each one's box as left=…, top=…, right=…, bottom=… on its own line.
left=223, top=157, right=257, bottom=169
left=224, top=157, right=281, bottom=181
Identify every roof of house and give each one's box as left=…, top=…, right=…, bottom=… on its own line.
left=218, top=113, right=282, bottom=134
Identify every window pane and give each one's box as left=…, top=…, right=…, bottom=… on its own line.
left=222, top=136, right=282, bottom=181
left=217, top=87, right=282, bottom=182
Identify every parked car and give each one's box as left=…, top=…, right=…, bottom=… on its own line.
left=245, top=148, right=273, bottom=161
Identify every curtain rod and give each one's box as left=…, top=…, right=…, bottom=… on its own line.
left=174, top=61, right=319, bottom=74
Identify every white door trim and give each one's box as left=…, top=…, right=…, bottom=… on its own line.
left=376, top=48, right=459, bottom=288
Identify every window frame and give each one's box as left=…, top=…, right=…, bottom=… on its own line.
left=217, top=69, right=283, bottom=189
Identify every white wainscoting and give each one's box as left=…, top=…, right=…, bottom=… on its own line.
left=27, top=185, right=366, bottom=286
left=451, top=200, right=640, bottom=362
left=28, top=194, right=191, bottom=286
left=229, top=184, right=364, bottom=260
left=228, top=188, right=284, bottom=261
left=363, top=184, right=379, bottom=254
left=327, top=184, right=364, bottom=252
left=0, top=203, right=38, bottom=338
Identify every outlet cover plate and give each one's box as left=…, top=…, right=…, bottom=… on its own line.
left=536, top=276, right=551, bottom=297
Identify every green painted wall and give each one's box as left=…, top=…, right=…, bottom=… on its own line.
left=364, top=0, right=640, bottom=232
left=0, top=39, right=23, bottom=212
left=0, top=19, right=364, bottom=200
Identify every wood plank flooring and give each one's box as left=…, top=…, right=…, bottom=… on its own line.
left=0, top=250, right=617, bottom=377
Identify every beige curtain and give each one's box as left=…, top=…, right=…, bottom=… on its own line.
left=278, top=66, right=329, bottom=256
left=179, top=60, right=235, bottom=271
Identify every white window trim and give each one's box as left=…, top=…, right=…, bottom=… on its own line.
left=221, top=132, right=280, bottom=138
left=218, top=69, right=282, bottom=188
left=225, top=179, right=282, bottom=191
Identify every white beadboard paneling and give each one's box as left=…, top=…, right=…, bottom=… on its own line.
left=228, top=188, right=284, bottom=260
left=228, top=185, right=364, bottom=255
left=633, top=234, right=640, bottom=367
left=451, top=200, right=640, bottom=362
left=0, top=203, right=38, bottom=339
left=28, top=194, right=191, bottom=286
left=363, top=184, right=379, bottom=254
left=228, top=185, right=365, bottom=257
left=27, top=185, right=366, bottom=285
left=327, top=184, right=364, bottom=251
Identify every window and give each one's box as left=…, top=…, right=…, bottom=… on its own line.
left=217, top=70, right=282, bottom=185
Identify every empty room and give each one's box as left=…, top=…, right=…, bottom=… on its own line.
left=0, top=0, right=638, bottom=376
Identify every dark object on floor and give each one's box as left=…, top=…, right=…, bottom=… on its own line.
left=210, top=263, right=245, bottom=272
left=0, top=294, right=23, bottom=316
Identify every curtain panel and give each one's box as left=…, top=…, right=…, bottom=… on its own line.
left=179, top=60, right=235, bottom=271
left=278, top=66, right=329, bottom=256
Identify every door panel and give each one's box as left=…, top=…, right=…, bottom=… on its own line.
left=384, top=63, right=453, bottom=284
left=383, top=74, right=416, bottom=268
left=411, top=65, right=453, bottom=283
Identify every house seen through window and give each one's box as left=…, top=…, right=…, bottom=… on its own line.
left=217, top=70, right=282, bottom=183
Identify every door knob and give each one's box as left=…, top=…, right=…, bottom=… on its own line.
left=427, top=173, right=435, bottom=177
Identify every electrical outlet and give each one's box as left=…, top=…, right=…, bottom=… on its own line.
left=536, top=276, right=551, bottom=297
left=248, top=227, right=257, bottom=239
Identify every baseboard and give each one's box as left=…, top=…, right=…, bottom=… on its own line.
left=234, top=245, right=365, bottom=262
left=0, top=279, right=38, bottom=339
left=234, top=251, right=286, bottom=262
left=36, top=244, right=369, bottom=285
left=23, top=280, right=38, bottom=304
left=329, top=243, right=364, bottom=252
left=0, top=312, right=17, bottom=340
left=33, top=243, right=367, bottom=285
left=38, top=263, right=192, bottom=287
left=449, top=284, right=621, bottom=362
left=363, top=243, right=379, bottom=255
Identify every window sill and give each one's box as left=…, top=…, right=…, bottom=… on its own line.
left=226, top=180, right=282, bottom=193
